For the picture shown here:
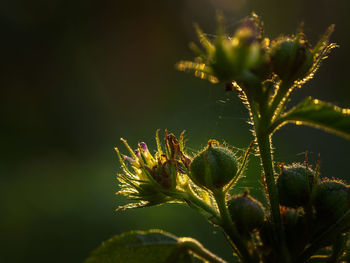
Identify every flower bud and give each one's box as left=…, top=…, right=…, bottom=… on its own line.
left=115, top=133, right=186, bottom=210
left=228, top=190, right=265, bottom=233
left=313, top=180, right=350, bottom=223
left=270, top=38, right=313, bottom=82
left=177, top=14, right=271, bottom=87
left=277, top=163, right=314, bottom=208
left=189, top=140, right=237, bottom=190
left=213, top=18, right=268, bottom=84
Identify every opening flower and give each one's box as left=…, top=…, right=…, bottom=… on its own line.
left=115, top=130, right=191, bottom=210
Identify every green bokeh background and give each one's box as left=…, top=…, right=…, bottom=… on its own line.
left=1, top=0, right=350, bottom=262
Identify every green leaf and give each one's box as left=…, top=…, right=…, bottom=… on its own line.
left=272, top=97, right=350, bottom=139
left=85, top=229, right=194, bottom=263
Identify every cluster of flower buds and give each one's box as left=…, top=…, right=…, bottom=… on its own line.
left=116, top=134, right=251, bottom=216
left=276, top=162, right=350, bottom=227
left=115, top=130, right=192, bottom=210
left=116, top=134, right=350, bottom=258
left=177, top=13, right=336, bottom=102
left=259, top=162, right=350, bottom=259
left=189, top=139, right=266, bottom=238
left=314, top=179, right=350, bottom=226
left=177, top=13, right=270, bottom=88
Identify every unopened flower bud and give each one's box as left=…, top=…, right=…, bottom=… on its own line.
left=270, top=38, right=313, bottom=82
left=277, top=163, right=314, bottom=208
left=177, top=14, right=271, bottom=86
left=314, top=180, right=350, bottom=223
left=228, top=190, right=265, bottom=233
left=189, top=140, right=237, bottom=190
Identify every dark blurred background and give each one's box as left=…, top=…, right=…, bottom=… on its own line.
left=1, top=0, right=350, bottom=262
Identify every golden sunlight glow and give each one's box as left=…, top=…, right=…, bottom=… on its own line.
left=232, top=37, right=239, bottom=47
left=341, top=108, right=350, bottom=114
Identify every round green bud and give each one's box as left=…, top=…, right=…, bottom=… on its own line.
left=314, top=180, right=350, bottom=222
left=228, top=191, right=265, bottom=233
left=277, top=163, right=314, bottom=208
left=270, top=39, right=314, bottom=82
left=212, top=20, right=267, bottom=85
left=189, top=140, right=237, bottom=190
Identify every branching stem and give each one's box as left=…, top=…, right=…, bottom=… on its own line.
left=255, top=132, right=280, bottom=225
left=256, top=124, right=292, bottom=263
left=246, top=82, right=292, bottom=262
left=268, top=81, right=294, bottom=121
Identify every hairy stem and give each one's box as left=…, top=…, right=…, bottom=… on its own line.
left=255, top=119, right=291, bottom=263
left=255, top=132, right=281, bottom=232
left=268, top=81, right=294, bottom=121
left=246, top=87, right=282, bottom=244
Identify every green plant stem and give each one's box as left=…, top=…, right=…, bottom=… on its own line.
left=246, top=82, right=299, bottom=262
left=255, top=121, right=291, bottom=263
left=213, top=190, right=256, bottom=263
left=245, top=82, right=292, bottom=262
left=179, top=237, right=228, bottom=263
left=255, top=131, right=281, bottom=231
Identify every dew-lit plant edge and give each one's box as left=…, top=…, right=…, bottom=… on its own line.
left=86, top=13, right=350, bottom=263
